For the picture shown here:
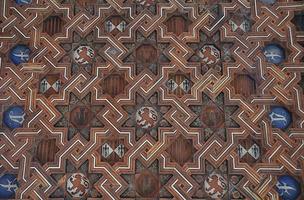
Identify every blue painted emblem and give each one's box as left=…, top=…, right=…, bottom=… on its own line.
left=269, top=107, right=292, bottom=129
left=276, top=175, right=301, bottom=200
left=3, top=106, right=25, bottom=129
left=0, top=174, right=18, bottom=199
left=263, top=44, right=285, bottom=64
left=260, top=0, right=276, bottom=4
left=9, top=45, right=31, bottom=65
left=15, top=0, right=32, bottom=5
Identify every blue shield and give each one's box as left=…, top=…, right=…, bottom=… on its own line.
left=3, top=106, right=26, bottom=129
left=9, top=45, right=31, bottom=65
left=276, top=175, right=301, bottom=200
left=0, top=174, right=18, bottom=199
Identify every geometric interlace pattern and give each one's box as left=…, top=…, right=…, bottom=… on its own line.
left=0, top=0, right=303, bottom=199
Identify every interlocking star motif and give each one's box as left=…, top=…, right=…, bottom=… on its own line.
left=0, top=0, right=303, bottom=200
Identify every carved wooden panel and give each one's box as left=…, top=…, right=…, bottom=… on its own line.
left=0, top=0, right=303, bottom=200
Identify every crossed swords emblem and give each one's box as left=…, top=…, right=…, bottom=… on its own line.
left=276, top=181, right=296, bottom=195
left=264, top=51, right=283, bottom=61
left=12, top=50, right=30, bottom=62
left=0, top=179, right=18, bottom=192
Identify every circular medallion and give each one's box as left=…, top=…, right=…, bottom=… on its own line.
left=276, top=175, right=301, bottom=200
left=136, top=107, right=158, bottom=129
left=269, top=106, right=292, bottom=129
left=198, top=45, right=221, bottom=65
left=73, top=46, right=95, bottom=65
left=263, top=44, right=285, bottom=64
left=0, top=174, right=18, bottom=199
left=135, top=170, right=159, bottom=198
left=3, top=106, right=25, bottom=129
left=204, top=173, right=228, bottom=199
left=9, top=45, right=31, bottom=65
left=15, top=0, right=32, bottom=5
left=66, top=173, right=90, bottom=198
